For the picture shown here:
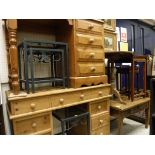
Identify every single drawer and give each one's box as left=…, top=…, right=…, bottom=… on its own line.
left=76, top=33, right=103, bottom=47
left=91, top=112, right=109, bottom=131
left=91, top=124, right=110, bottom=135
left=10, top=97, right=50, bottom=115
left=52, top=91, right=82, bottom=108
left=77, top=46, right=104, bottom=61
left=77, top=62, right=105, bottom=76
left=76, top=20, right=103, bottom=34
left=13, top=113, right=52, bottom=135
left=90, top=99, right=109, bottom=115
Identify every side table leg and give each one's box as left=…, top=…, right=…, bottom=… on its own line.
left=117, top=115, right=124, bottom=135
left=145, top=103, right=150, bottom=128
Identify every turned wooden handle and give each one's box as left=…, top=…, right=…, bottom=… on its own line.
left=59, top=98, right=64, bottom=104
left=90, top=52, right=95, bottom=58
left=98, top=105, right=101, bottom=109
left=30, top=103, right=36, bottom=109
left=80, top=94, right=85, bottom=99
left=99, top=120, right=103, bottom=124
left=89, top=38, right=95, bottom=43
left=90, top=66, right=96, bottom=72
left=98, top=91, right=103, bottom=96
left=88, top=23, right=94, bottom=29
left=32, top=122, right=37, bottom=128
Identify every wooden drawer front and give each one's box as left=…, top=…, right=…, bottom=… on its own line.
left=13, top=113, right=51, bottom=135
left=52, top=86, right=110, bottom=109
left=91, top=112, right=109, bottom=131
left=83, top=86, right=111, bottom=100
left=76, top=33, right=103, bottom=47
left=77, top=46, right=104, bottom=61
left=76, top=20, right=102, bottom=34
left=90, top=100, right=109, bottom=115
left=77, top=63, right=104, bottom=76
left=91, top=125, right=110, bottom=135
left=52, top=91, right=82, bottom=108
left=11, top=97, right=50, bottom=115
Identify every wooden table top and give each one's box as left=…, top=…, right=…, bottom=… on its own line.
left=110, top=97, right=150, bottom=111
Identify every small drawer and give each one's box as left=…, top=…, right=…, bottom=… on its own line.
left=11, top=97, right=51, bottom=115
left=91, top=112, right=109, bottom=131
left=76, top=46, right=104, bottom=61
left=76, top=33, right=103, bottom=47
left=76, top=20, right=103, bottom=34
left=13, top=113, right=52, bottom=135
left=84, top=86, right=111, bottom=100
left=52, top=91, right=82, bottom=108
left=91, top=125, right=110, bottom=135
left=90, top=100, right=109, bottom=115
left=77, top=62, right=105, bottom=76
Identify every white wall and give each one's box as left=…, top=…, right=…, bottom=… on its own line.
left=0, top=19, right=11, bottom=134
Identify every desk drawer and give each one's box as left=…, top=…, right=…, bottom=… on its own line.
left=77, top=62, right=105, bottom=76
left=51, top=86, right=111, bottom=109
left=10, top=97, right=50, bottom=115
left=90, top=100, right=109, bottom=115
left=91, top=125, right=110, bottom=135
left=77, top=46, right=104, bottom=61
left=13, top=113, right=52, bottom=135
left=76, top=20, right=103, bottom=34
left=76, top=33, right=103, bottom=47
left=91, top=112, right=109, bottom=131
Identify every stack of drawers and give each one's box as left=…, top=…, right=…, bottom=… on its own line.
left=69, top=19, right=107, bottom=88
left=89, top=99, right=110, bottom=135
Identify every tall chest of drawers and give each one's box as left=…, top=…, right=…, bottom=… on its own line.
left=56, top=19, right=107, bottom=88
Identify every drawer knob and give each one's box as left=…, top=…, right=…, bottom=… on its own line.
left=59, top=98, right=64, bottom=104
left=100, top=132, right=103, bottom=135
left=90, top=66, right=96, bottom=72
left=99, top=120, right=103, bottom=124
left=89, top=38, right=94, bottom=43
left=98, top=91, right=103, bottom=96
left=32, top=122, right=37, bottom=128
left=80, top=94, right=85, bottom=100
left=90, top=52, right=95, bottom=58
left=98, top=105, right=101, bottom=110
left=88, top=24, right=94, bottom=29
left=30, top=103, right=36, bottom=109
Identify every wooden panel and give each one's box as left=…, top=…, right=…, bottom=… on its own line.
left=91, top=124, right=110, bottom=135
left=13, top=112, right=52, bottom=135
left=76, top=20, right=102, bottom=34
left=77, top=46, right=104, bottom=61
left=76, top=33, right=103, bottom=47
left=91, top=112, right=109, bottom=131
left=77, top=62, right=105, bottom=76
left=10, top=97, right=51, bottom=115
left=89, top=99, right=109, bottom=115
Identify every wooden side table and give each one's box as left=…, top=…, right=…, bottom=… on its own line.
left=131, top=56, right=147, bottom=101
left=110, top=97, right=150, bottom=134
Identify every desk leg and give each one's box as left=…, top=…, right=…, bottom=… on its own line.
left=117, top=114, right=124, bottom=135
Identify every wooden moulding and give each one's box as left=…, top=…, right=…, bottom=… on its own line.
left=70, top=75, right=108, bottom=88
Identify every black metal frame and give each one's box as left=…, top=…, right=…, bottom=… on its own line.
left=52, top=108, right=90, bottom=135
left=18, top=40, right=69, bottom=93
